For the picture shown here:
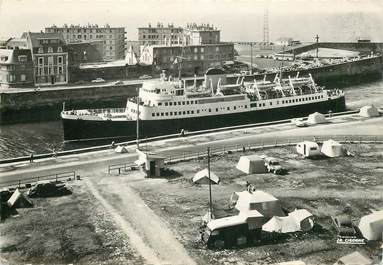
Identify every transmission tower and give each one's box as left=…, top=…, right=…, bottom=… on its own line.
left=263, top=6, right=269, bottom=43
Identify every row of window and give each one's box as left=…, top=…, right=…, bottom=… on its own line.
left=158, top=100, right=198, bottom=106
left=250, top=95, right=324, bottom=108
left=151, top=105, right=248, bottom=117
left=38, top=46, right=63, bottom=54
left=37, top=56, right=64, bottom=66
left=0, top=74, right=26, bottom=82
left=37, top=66, right=65, bottom=76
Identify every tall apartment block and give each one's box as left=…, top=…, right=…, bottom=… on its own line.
left=138, top=22, right=183, bottom=46
left=45, top=24, right=126, bottom=61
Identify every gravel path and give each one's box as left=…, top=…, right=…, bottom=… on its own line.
left=84, top=177, right=197, bottom=265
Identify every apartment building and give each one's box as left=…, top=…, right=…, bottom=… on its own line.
left=45, top=24, right=126, bottom=61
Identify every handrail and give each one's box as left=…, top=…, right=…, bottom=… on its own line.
left=108, top=135, right=383, bottom=174
left=0, top=171, right=76, bottom=189
left=0, top=108, right=377, bottom=164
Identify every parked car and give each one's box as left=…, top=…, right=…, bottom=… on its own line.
left=114, top=80, right=124, bottom=85
left=91, top=78, right=106, bottom=83
left=264, top=157, right=287, bottom=175
left=139, top=75, right=152, bottom=80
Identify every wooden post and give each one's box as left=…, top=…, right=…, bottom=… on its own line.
left=207, top=147, right=213, bottom=218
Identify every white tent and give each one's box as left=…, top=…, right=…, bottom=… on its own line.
left=359, top=105, right=380, bottom=118
left=236, top=155, right=267, bottom=174
left=358, top=210, right=383, bottom=241
left=334, top=251, right=372, bottom=265
left=7, top=188, right=33, bottom=208
left=321, top=139, right=344, bottom=157
left=307, top=112, right=327, bottom=124
left=288, top=209, right=314, bottom=231
left=262, top=216, right=300, bottom=233
left=296, top=141, right=321, bottom=158
left=114, top=145, right=128, bottom=153
left=192, top=168, right=220, bottom=184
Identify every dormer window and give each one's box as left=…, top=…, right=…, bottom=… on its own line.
left=57, top=46, right=63, bottom=53
left=48, top=47, right=53, bottom=53
left=38, top=47, right=43, bottom=53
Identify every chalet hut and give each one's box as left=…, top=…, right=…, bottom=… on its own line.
left=334, top=251, right=372, bottom=265
left=135, top=149, right=165, bottom=177
left=307, top=112, right=327, bottom=124
left=234, top=190, right=284, bottom=217
left=7, top=189, right=33, bottom=208
left=321, top=139, right=344, bottom=158
left=236, top=155, right=267, bottom=174
left=359, top=105, right=379, bottom=118
left=114, top=145, right=128, bottom=153
left=192, top=169, right=220, bottom=184
left=296, top=141, right=321, bottom=158
left=358, top=210, right=383, bottom=241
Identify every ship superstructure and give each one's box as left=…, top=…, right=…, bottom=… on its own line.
left=61, top=70, right=345, bottom=141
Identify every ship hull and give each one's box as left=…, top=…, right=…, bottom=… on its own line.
left=62, top=96, right=345, bottom=142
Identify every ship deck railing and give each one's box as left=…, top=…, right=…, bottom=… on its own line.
left=62, top=108, right=127, bottom=115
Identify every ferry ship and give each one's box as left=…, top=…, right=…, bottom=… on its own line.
left=61, top=69, right=345, bottom=142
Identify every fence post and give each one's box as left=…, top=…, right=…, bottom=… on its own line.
left=118, top=168, right=121, bottom=175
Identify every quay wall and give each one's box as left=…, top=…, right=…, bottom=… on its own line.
left=0, top=83, right=141, bottom=124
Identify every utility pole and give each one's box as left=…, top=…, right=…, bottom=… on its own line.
left=136, top=91, right=140, bottom=149
left=207, top=147, right=213, bottom=218
left=315, top=34, right=319, bottom=59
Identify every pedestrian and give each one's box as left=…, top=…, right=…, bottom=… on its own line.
left=29, top=153, right=34, bottom=163
left=111, top=141, right=115, bottom=148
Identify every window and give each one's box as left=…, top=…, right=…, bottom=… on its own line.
left=187, top=111, right=190, bottom=114
left=20, top=74, right=26, bottom=81
left=58, top=66, right=63, bottom=74
left=18, top=55, right=27, bottom=62
left=48, top=56, right=54, bottom=64
left=197, top=110, right=200, bottom=113
left=201, top=47, right=204, bottom=53
left=58, top=56, right=63, bottom=64
left=57, top=46, right=63, bottom=53
left=152, top=113, right=155, bottom=117
left=216, top=108, right=218, bottom=112
left=234, top=106, right=236, bottom=110
left=38, top=67, right=44, bottom=76
left=38, top=57, right=44, bottom=66
left=48, top=47, right=53, bottom=53
left=208, top=108, right=211, bottom=112
left=245, top=105, right=247, bottom=108
left=169, top=102, right=172, bottom=106
left=165, top=102, right=168, bottom=106
left=161, top=113, right=164, bottom=116
left=158, top=102, right=162, bottom=106
left=183, top=111, right=186, bottom=114
left=156, top=113, right=159, bottom=116
left=182, top=102, right=185, bottom=105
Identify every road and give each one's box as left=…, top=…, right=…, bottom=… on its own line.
left=0, top=115, right=382, bottom=185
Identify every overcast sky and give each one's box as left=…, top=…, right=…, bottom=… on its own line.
left=1, top=0, right=382, bottom=42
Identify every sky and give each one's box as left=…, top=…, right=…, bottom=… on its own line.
left=0, top=0, right=382, bottom=42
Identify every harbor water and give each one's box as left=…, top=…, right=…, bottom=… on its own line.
left=1, top=76, right=382, bottom=160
